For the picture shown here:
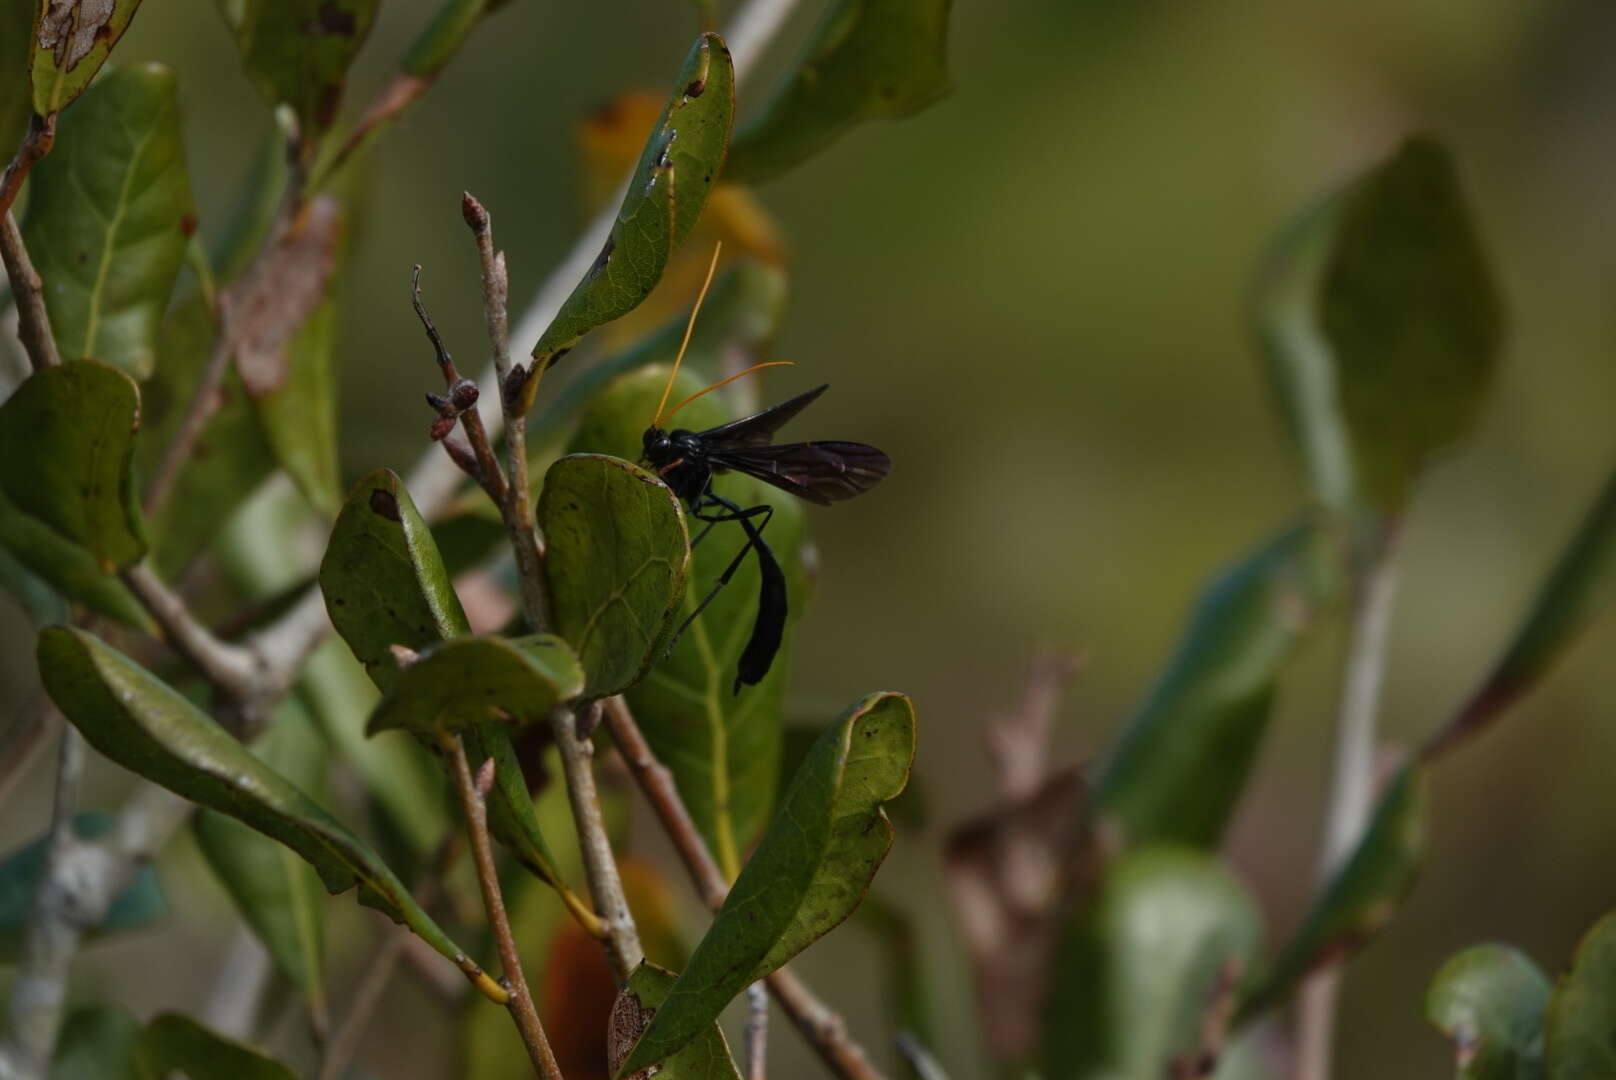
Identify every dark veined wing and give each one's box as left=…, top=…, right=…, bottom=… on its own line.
left=695, top=384, right=829, bottom=448
left=709, top=440, right=890, bottom=506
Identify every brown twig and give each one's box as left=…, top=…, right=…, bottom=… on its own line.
left=0, top=117, right=56, bottom=221
left=411, top=265, right=508, bottom=505
left=120, top=563, right=267, bottom=718
left=443, top=734, right=563, bottom=1080
left=311, top=72, right=434, bottom=193
left=600, top=697, right=888, bottom=1080
left=1, top=211, right=60, bottom=372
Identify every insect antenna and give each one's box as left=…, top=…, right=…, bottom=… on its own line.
left=659, top=360, right=795, bottom=424
left=651, top=241, right=724, bottom=429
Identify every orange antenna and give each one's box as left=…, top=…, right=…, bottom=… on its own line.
left=652, top=241, right=724, bottom=428
left=662, top=361, right=795, bottom=424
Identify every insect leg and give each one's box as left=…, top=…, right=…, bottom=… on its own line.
left=674, top=496, right=775, bottom=636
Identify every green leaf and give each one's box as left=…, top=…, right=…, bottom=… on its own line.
left=1042, top=848, right=1262, bottom=1080
left=403, top=0, right=515, bottom=78
left=1238, top=760, right=1428, bottom=1022
left=215, top=0, right=379, bottom=147
left=210, top=125, right=289, bottom=282
left=538, top=453, right=690, bottom=699
left=1092, top=523, right=1333, bottom=849
left=1428, top=467, right=1616, bottom=758
left=609, top=963, right=742, bottom=1080
left=1426, top=944, right=1550, bottom=1080
left=24, top=63, right=194, bottom=378
left=367, top=633, right=584, bottom=736
left=50, top=1005, right=141, bottom=1080
left=38, top=626, right=482, bottom=982
left=1256, top=136, right=1503, bottom=515
left=254, top=295, right=342, bottom=517
left=724, top=0, right=953, bottom=184
left=615, top=692, right=916, bottom=1076
left=0, top=361, right=146, bottom=569
left=133, top=1013, right=293, bottom=1080
left=0, top=0, right=31, bottom=156
left=0, top=810, right=167, bottom=961
left=528, top=33, right=734, bottom=375
left=29, top=0, right=145, bottom=116
left=194, top=700, right=329, bottom=1029
left=1545, top=910, right=1616, bottom=1078
left=0, top=486, right=152, bottom=629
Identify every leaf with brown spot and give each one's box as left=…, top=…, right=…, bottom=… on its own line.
left=30, top=0, right=145, bottom=115
left=231, top=197, right=344, bottom=398
left=608, top=963, right=741, bottom=1080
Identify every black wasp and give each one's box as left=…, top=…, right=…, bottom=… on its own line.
left=640, top=249, right=890, bottom=693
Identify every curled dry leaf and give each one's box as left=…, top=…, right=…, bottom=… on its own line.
left=38, top=0, right=116, bottom=73
left=231, top=196, right=345, bottom=398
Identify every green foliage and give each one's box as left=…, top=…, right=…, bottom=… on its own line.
left=132, top=1013, right=293, bottom=1080
left=610, top=963, right=742, bottom=1080
left=254, top=295, right=342, bottom=518
left=538, top=454, right=691, bottom=698
left=726, top=0, right=954, bottom=183
left=37, top=626, right=478, bottom=975
left=1092, top=522, right=1333, bottom=849
left=1545, top=910, right=1616, bottom=1078
left=29, top=0, right=146, bottom=116
left=49, top=1005, right=141, bottom=1080
left=23, top=63, right=194, bottom=378
left=0, top=0, right=31, bottom=155
left=0, top=361, right=145, bottom=569
left=193, top=701, right=329, bottom=1028
left=0, top=811, right=166, bottom=961
left=1257, top=136, right=1502, bottom=516
left=616, top=692, right=915, bottom=1076
left=404, top=0, right=515, bottom=78
left=367, top=633, right=584, bottom=736
left=528, top=33, right=735, bottom=377
left=1042, top=848, right=1262, bottom=1080
left=0, top=485, right=152, bottom=627
left=1426, top=944, right=1551, bottom=1080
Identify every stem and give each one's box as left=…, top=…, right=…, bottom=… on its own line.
left=311, top=72, right=433, bottom=193
left=0, top=211, right=59, bottom=372
left=746, top=981, right=770, bottom=1080
left=121, top=562, right=267, bottom=719
left=0, top=117, right=55, bottom=221
left=600, top=697, right=888, bottom=1080
left=1296, top=526, right=1402, bottom=1080
left=443, top=734, right=562, bottom=1080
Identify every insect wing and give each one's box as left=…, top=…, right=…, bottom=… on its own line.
left=710, top=441, right=890, bottom=505
left=696, top=384, right=829, bottom=448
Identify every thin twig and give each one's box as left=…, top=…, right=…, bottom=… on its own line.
left=746, top=981, right=770, bottom=1080
left=894, top=1034, right=950, bottom=1080
left=143, top=296, right=234, bottom=516
left=1296, top=527, right=1402, bottom=1080
left=600, top=697, right=888, bottom=1080
left=313, top=73, right=434, bottom=193
left=0, top=118, right=56, bottom=221
left=120, top=562, right=266, bottom=716
left=444, top=735, right=562, bottom=1079
left=0, top=211, right=59, bottom=372
left=412, top=265, right=508, bottom=504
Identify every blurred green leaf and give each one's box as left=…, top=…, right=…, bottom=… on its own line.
left=132, top=1013, right=293, bottom=1080
left=403, top=0, right=515, bottom=78
left=1426, top=944, right=1550, bottom=1080
left=1043, top=848, right=1262, bottom=1080
left=254, top=295, right=341, bottom=517
left=609, top=962, right=742, bottom=1080
left=429, top=498, right=507, bottom=578
left=0, top=486, right=152, bottom=628
left=538, top=453, right=690, bottom=698
left=210, top=125, right=288, bottom=282
left=367, top=633, right=584, bottom=736
left=725, top=0, right=953, bottom=184
left=1092, top=522, right=1333, bottom=849
left=30, top=0, right=145, bottom=116
left=569, top=367, right=803, bottom=866
left=0, top=0, right=30, bottom=155
left=215, top=0, right=378, bottom=149
left=1256, top=136, right=1503, bottom=515
left=50, top=1005, right=141, bottom=1080
left=38, top=626, right=481, bottom=980
left=616, top=692, right=915, bottom=1076
left=24, top=63, right=194, bottom=378
left=0, top=538, right=66, bottom=625
left=0, top=810, right=167, bottom=961
left=1239, top=760, right=1428, bottom=1023
left=1428, top=466, right=1616, bottom=759
left=1545, top=909, right=1616, bottom=1078
left=0, top=361, right=145, bottom=569
left=194, top=700, right=329, bottom=1029
left=528, top=33, right=734, bottom=376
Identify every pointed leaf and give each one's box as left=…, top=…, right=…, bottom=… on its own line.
left=538, top=453, right=690, bottom=699
left=1042, top=848, right=1262, bottom=1080
left=133, top=1013, right=293, bottom=1080
left=616, top=692, right=916, bottom=1075
left=0, top=486, right=152, bottom=629
left=1256, top=136, right=1503, bottom=514
left=609, top=962, right=743, bottom=1080
left=1426, top=944, right=1550, bottom=1080
left=194, top=701, right=329, bottom=1028
left=215, top=0, right=379, bottom=146
left=0, top=810, right=166, bottom=961
left=1238, top=759, right=1428, bottom=1022
left=725, top=0, right=953, bottom=184
left=1093, top=523, right=1334, bottom=849
left=50, top=1005, right=141, bottom=1080
left=528, top=33, right=734, bottom=375
left=1545, top=909, right=1616, bottom=1078
left=38, top=626, right=483, bottom=981
left=30, top=0, right=145, bottom=116
left=24, top=63, right=194, bottom=378
left=0, top=361, right=145, bottom=568
left=367, top=633, right=584, bottom=736
left=404, top=0, right=516, bottom=78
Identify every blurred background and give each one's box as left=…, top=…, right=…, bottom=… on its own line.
left=3, top=0, right=1615, bottom=1076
